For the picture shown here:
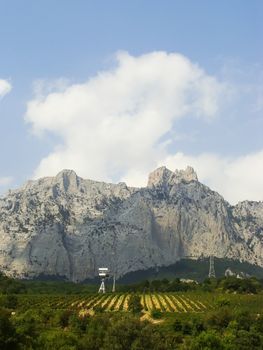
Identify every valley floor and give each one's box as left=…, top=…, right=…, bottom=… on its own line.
left=1, top=283, right=263, bottom=349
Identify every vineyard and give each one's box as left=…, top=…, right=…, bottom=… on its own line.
left=6, top=290, right=263, bottom=349
left=18, top=292, right=213, bottom=314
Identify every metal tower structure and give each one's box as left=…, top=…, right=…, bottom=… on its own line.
left=112, top=273, right=116, bottom=293
left=208, top=255, right=216, bottom=278
left=98, top=268, right=109, bottom=293
left=111, top=226, right=118, bottom=293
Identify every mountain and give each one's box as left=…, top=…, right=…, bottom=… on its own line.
left=0, top=167, right=262, bottom=282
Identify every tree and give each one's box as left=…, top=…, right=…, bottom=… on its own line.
left=128, top=294, right=143, bottom=314
left=235, top=310, right=253, bottom=331
left=13, top=309, right=42, bottom=348
left=205, top=308, right=233, bottom=330
left=37, top=329, right=79, bottom=350
left=0, top=308, right=19, bottom=350
left=190, top=330, right=225, bottom=350
left=0, top=294, right=18, bottom=309
left=102, top=315, right=142, bottom=350
left=233, top=330, right=262, bottom=349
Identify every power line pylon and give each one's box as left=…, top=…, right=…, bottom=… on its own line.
left=208, top=255, right=216, bottom=278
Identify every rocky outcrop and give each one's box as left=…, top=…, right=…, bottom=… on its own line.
left=0, top=166, right=262, bottom=281
left=147, top=166, right=198, bottom=188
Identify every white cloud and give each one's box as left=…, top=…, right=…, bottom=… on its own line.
left=25, top=51, right=225, bottom=183
left=24, top=51, right=263, bottom=204
left=122, top=150, right=263, bottom=204
left=0, top=176, right=13, bottom=187
left=0, top=79, right=12, bottom=99
left=162, top=151, right=263, bottom=204
left=32, top=78, right=71, bottom=99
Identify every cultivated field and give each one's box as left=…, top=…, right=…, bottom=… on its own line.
left=17, top=291, right=263, bottom=316
left=17, top=292, right=215, bottom=313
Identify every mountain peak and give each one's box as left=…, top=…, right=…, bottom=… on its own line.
left=147, top=166, right=173, bottom=188
left=55, top=169, right=80, bottom=191
left=56, top=169, right=78, bottom=178
left=147, top=166, right=198, bottom=188
left=174, top=166, right=198, bottom=183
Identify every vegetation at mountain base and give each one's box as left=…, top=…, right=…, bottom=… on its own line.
left=0, top=299, right=263, bottom=349
left=119, top=258, right=263, bottom=284
left=0, top=272, right=263, bottom=349
left=119, top=275, right=263, bottom=294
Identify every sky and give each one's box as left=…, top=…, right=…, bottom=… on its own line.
left=0, top=0, right=262, bottom=204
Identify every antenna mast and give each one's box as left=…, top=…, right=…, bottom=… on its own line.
left=98, top=268, right=109, bottom=293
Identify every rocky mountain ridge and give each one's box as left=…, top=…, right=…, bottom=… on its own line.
left=0, top=166, right=262, bottom=282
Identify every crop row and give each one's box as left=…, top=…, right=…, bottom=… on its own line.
left=18, top=293, right=209, bottom=313
left=140, top=293, right=208, bottom=312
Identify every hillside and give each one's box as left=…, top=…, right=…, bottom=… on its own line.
left=118, top=258, right=263, bottom=284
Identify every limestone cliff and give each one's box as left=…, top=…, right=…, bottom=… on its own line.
left=0, top=167, right=262, bottom=281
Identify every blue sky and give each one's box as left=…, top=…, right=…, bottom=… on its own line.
left=0, top=0, right=262, bottom=203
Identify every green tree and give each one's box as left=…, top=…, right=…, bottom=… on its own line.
left=38, top=329, right=79, bottom=350
left=14, top=309, right=42, bottom=349
left=53, top=309, right=74, bottom=328
left=235, top=310, right=253, bottom=331
left=190, top=330, right=225, bottom=350
left=0, top=294, right=18, bottom=309
left=0, top=308, right=19, bottom=350
left=233, top=330, right=262, bottom=349
left=205, top=308, right=233, bottom=330
left=102, top=315, right=142, bottom=350
left=150, top=310, right=162, bottom=320
left=69, top=313, right=89, bottom=333
left=128, top=294, right=143, bottom=314
left=79, top=314, right=110, bottom=350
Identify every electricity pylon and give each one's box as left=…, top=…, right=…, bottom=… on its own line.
left=208, top=255, right=216, bottom=278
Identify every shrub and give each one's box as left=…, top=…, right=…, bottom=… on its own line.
left=38, top=329, right=79, bottom=350
left=68, top=312, right=89, bottom=333
left=102, top=315, right=143, bottom=350
left=0, top=294, right=18, bottom=309
left=173, top=319, right=182, bottom=332
left=182, top=322, right=192, bottom=335
left=190, top=330, right=225, bottom=350
left=150, top=310, right=162, bottom=319
left=93, top=305, right=104, bottom=313
left=235, top=310, right=253, bottom=331
left=0, top=308, right=19, bottom=350
left=205, top=308, right=233, bottom=330
left=215, top=297, right=230, bottom=308
left=128, top=294, right=143, bottom=314
left=234, top=330, right=262, bottom=348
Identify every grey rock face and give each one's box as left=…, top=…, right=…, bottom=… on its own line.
left=0, top=167, right=262, bottom=281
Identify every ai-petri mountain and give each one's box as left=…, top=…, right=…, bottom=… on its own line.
left=0, top=167, right=262, bottom=282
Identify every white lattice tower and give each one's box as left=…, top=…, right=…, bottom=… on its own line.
left=98, top=268, right=109, bottom=293
left=208, top=255, right=216, bottom=278
left=98, top=278, right=106, bottom=293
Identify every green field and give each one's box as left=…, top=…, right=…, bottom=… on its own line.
left=16, top=291, right=263, bottom=315
left=1, top=275, right=263, bottom=349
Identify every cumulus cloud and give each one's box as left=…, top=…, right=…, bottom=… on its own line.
left=0, top=79, right=12, bottom=99
left=25, top=51, right=224, bottom=182
left=25, top=51, right=263, bottom=204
